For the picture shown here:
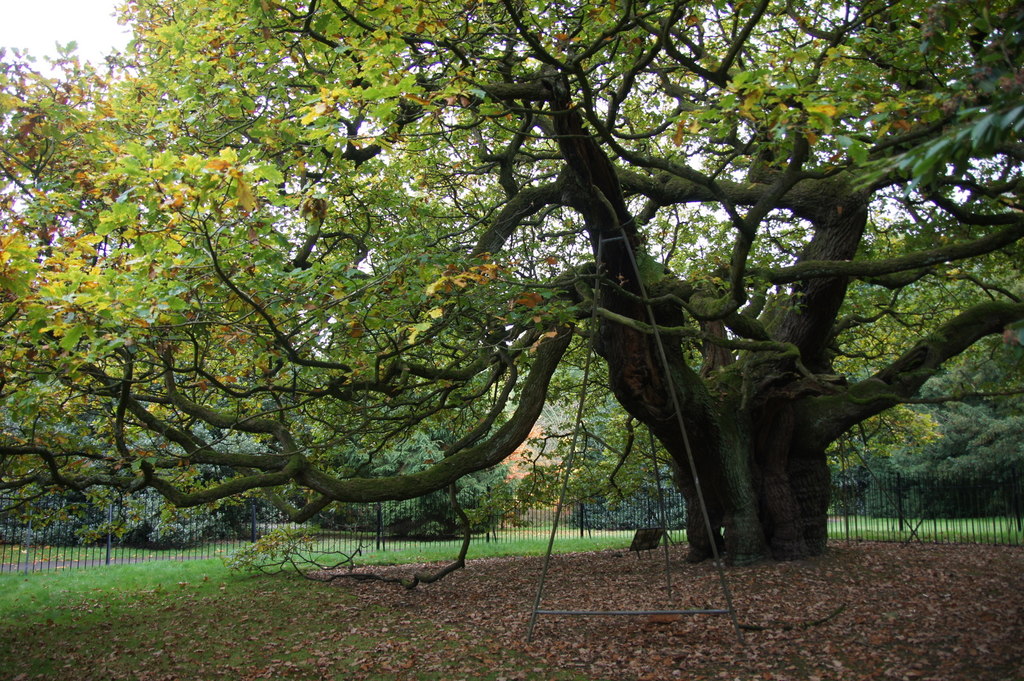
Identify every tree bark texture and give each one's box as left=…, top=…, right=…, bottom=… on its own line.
left=549, top=80, right=836, bottom=564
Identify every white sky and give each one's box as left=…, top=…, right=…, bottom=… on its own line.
left=0, top=0, right=131, bottom=64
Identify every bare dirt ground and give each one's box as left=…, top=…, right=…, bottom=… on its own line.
left=322, top=541, right=1024, bottom=680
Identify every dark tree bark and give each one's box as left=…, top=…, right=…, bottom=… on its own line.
left=544, top=79, right=1024, bottom=564
left=547, top=80, right=766, bottom=563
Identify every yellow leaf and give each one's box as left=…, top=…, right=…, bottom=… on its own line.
left=235, top=178, right=257, bottom=213
left=403, top=93, right=432, bottom=106
left=740, top=92, right=761, bottom=117
left=218, top=147, right=239, bottom=164
left=205, top=159, right=231, bottom=172
left=529, top=330, right=560, bottom=353
left=301, top=102, right=331, bottom=125
left=162, top=193, right=185, bottom=210
left=807, top=103, right=838, bottom=117
left=427, top=307, right=444, bottom=319
left=475, top=263, right=500, bottom=277
left=407, top=321, right=430, bottom=343
left=425, top=277, right=450, bottom=297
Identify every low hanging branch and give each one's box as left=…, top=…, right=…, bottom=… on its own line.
left=313, top=483, right=474, bottom=589
left=225, top=526, right=369, bottom=576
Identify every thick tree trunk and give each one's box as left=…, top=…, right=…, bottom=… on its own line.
left=750, top=396, right=832, bottom=560
left=595, top=296, right=796, bottom=565
left=546, top=77, right=834, bottom=564
left=603, top=342, right=833, bottom=563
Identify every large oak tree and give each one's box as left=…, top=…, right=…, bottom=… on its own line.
left=1, top=0, right=1022, bottom=563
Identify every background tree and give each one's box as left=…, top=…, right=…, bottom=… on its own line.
left=1, top=0, right=1022, bottom=564
left=858, top=346, right=1024, bottom=478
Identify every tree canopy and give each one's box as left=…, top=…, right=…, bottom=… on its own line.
left=1, top=0, right=1022, bottom=563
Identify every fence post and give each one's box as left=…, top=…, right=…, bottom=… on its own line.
left=22, top=519, right=32, bottom=575
left=484, top=487, right=492, bottom=543
left=106, top=503, right=113, bottom=565
left=1011, top=464, right=1023, bottom=535
left=578, top=502, right=584, bottom=538
left=250, top=500, right=258, bottom=543
left=895, top=473, right=905, bottom=535
left=375, top=502, right=383, bottom=551
left=841, top=479, right=851, bottom=542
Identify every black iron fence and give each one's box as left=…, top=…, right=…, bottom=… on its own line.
left=0, top=489, right=683, bottom=574
left=2, top=465, right=1021, bottom=573
left=830, top=464, right=1024, bottom=545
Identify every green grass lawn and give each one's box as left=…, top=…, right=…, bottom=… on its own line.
left=0, top=547, right=597, bottom=680
left=0, top=534, right=639, bottom=679
left=828, top=515, right=1023, bottom=544
left=0, top=534, right=638, bottom=620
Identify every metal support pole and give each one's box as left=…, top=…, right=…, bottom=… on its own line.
left=840, top=446, right=851, bottom=542
left=22, top=519, right=32, bottom=576
left=613, top=231, right=745, bottom=645
left=526, top=321, right=597, bottom=642
left=649, top=432, right=673, bottom=601
left=526, top=229, right=744, bottom=644
left=375, top=502, right=383, bottom=551
left=896, top=473, right=905, bottom=534
left=106, top=504, right=114, bottom=565
left=1011, top=464, right=1022, bottom=534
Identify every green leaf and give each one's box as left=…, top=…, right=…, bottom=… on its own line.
left=253, top=164, right=284, bottom=185
left=59, top=324, right=87, bottom=351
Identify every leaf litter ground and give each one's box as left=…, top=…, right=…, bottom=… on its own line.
left=325, top=541, right=1023, bottom=681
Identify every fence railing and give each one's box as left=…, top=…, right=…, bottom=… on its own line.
left=2, top=465, right=1021, bottom=573
left=0, top=491, right=682, bottom=574
left=829, top=465, right=1024, bottom=545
